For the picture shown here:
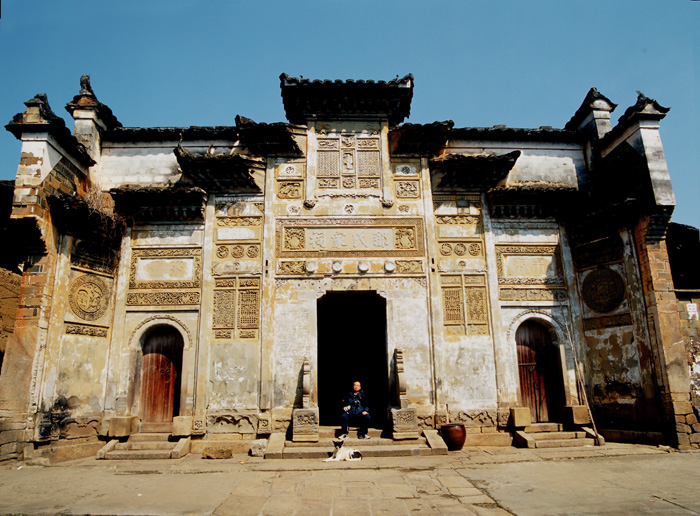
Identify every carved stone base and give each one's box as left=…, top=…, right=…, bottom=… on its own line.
left=391, top=407, right=419, bottom=440
left=107, top=416, right=139, bottom=437
left=292, top=408, right=319, bottom=442
left=173, top=416, right=193, bottom=437
left=510, top=407, right=531, bottom=428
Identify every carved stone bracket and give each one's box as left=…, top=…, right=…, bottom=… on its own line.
left=395, top=349, right=408, bottom=409
left=391, top=349, right=419, bottom=439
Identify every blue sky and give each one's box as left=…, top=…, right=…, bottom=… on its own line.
left=1, top=1, right=697, bottom=226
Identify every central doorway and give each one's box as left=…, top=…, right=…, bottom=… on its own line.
left=317, top=291, right=388, bottom=428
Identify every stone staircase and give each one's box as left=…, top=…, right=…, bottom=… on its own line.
left=266, top=426, right=448, bottom=459
left=513, top=422, right=604, bottom=448
left=97, top=433, right=191, bottom=460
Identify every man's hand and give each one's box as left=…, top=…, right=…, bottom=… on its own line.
left=362, top=411, right=368, bottom=415
left=344, top=405, right=351, bottom=413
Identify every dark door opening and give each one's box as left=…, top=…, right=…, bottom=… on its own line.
left=317, top=291, right=388, bottom=428
left=516, top=320, right=565, bottom=423
left=141, top=326, right=183, bottom=432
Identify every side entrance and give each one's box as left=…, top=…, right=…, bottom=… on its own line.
left=317, top=291, right=388, bottom=429
left=516, top=320, right=565, bottom=423
left=140, top=326, right=184, bottom=432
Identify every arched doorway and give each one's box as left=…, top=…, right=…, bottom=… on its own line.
left=140, top=326, right=184, bottom=432
left=516, top=320, right=564, bottom=423
left=317, top=291, right=388, bottom=428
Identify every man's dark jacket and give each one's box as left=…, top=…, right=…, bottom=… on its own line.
left=341, top=390, right=370, bottom=416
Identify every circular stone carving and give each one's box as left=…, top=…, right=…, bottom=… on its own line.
left=358, top=261, right=370, bottom=273
left=216, top=246, right=229, bottom=259
left=468, top=243, right=481, bottom=256
left=454, top=243, right=467, bottom=256
left=305, top=261, right=318, bottom=273
left=582, top=267, right=626, bottom=313
left=69, top=274, right=109, bottom=322
left=440, top=243, right=453, bottom=256
left=384, top=261, right=396, bottom=273
left=246, top=246, right=259, bottom=258
left=332, top=262, right=343, bottom=273
left=231, top=245, right=244, bottom=258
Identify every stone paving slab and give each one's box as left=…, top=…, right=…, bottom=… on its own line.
left=0, top=444, right=696, bottom=515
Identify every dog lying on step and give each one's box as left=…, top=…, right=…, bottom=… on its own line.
left=322, top=440, right=362, bottom=462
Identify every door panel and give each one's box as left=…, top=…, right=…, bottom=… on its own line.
left=517, top=321, right=558, bottom=422
left=141, top=327, right=183, bottom=425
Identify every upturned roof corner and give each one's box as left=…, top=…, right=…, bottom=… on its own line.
left=65, top=75, right=122, bottom=131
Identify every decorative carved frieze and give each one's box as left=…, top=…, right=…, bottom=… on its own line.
left=129, top=248, right=202, bottom=290
left=216, top=217, right=262, bottom=227
left=441, top=274, right=490, bottom=335
left=214, top=330, right=232, bottom=339
left=65, top=322, right=108, bottom=337
left=68, top=274, right=110, bottom=321
left=442, top=287, right=464, bottom=325
left=71, top=240, right=118, bottom=275
left=126, top=291, right=200, bottom=306
left=129, top=315, right=193, bottom=344
left=212, top=277, right=261, bottom=335
left=499, top=288, right=567, bottom=302
left=582, top=313, right=633, bottom=331
left=435, top=215, right=480, bottom=225
left=213, top=290, right=236, bottom=328
left=439, top=241, right=481, bottom=257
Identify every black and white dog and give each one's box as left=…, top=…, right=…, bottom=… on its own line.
left=323, top=440, right=362, bottom=462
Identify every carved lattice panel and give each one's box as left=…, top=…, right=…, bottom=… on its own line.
left=442, top=287, right=464, bottom=325
left=315, top=134, right=382, bottom=192
left=318, top=151, right=340, bottom=177
left=213, top=290, right=236, bottom=328
left=238, top=289, right=260, bottom=329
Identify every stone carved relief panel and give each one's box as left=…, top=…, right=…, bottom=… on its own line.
left=71, top=240, right=118, bottom=275
left=68, top=274, right=111, bottom=322
left=396, top=181, right=420, bottom=199
left=129, top=248, right=202, bottom=290
left=277, top=218, right=425, bottom=258
left=581, top=267, right=626, bottom=314
left=212, top=276, right=260, bottom=340
left=278, top=181, right=303, bottom=200
left=495, top=245, right=565, bottom=302
left=315, top=131, right=382, bottom=193
left=439, top=241, right=482, bottom=258
left=440, top=274, right=490, bottom=335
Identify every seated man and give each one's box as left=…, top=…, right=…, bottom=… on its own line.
left=339, top=380, right=371, bottom=440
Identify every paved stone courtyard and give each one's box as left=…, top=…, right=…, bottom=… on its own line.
left=1, top=444, right=699, bottom=515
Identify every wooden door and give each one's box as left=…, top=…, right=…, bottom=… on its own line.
left=516, top=320, right=560, bottom=422
left=141, top=327, right=183, bottom=429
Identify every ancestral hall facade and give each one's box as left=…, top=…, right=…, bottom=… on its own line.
left=0, top=74, right=697, bottom=461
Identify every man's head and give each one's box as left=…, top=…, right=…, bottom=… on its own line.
left=353, top=381, right=361, bottom=393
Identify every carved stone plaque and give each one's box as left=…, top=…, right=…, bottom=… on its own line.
left=277, top=218, right=425, bottom=258
left=69, top=274, right=110, bottom=321
left=582, top=267, right=626, bottom=313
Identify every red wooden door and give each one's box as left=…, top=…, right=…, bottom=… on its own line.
left=516, top=321, right=558, bottom=422
left=141, top=327, right=182, bottom=427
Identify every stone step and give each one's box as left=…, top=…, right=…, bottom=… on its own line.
left=285, top=437, right=426, bottom=448
left=128, top=433, right=171, bottom=442
left=523, top=423, right=563, bottom=433
left=317, top=428, right=385, bottom=439
left=464, top=432, right=513, bottom=447
left=103, top=449, right=174, bottom=460
left=282, top=444, right=432, bottom=459
left=534, top=438, right=595, bottom=449
left=531, top=431, right=587, bottom=441
left=115, top=441, right=175, bottom=451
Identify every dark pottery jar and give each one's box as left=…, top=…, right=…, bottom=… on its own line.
left=440, top=423, right=466, bottom=451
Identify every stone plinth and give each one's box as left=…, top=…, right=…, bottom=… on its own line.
left=107, top=416, right=139, bottom=437
left=292, top=408, right=319, bottom=442
left=173, top=416, right=193, bottom=436
left=391, top=407, right=419, bottom=439
left=510, top=407, right=531, bottom=428
left=566, top=405, right=591, bottom=425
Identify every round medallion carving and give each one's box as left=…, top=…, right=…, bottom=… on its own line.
left=216, top=246, right=229, bottom=259
left=582, top=267, right=626, bottom=313
left=231, top=245, right=244, bottom=258
left=69, top=274, right=109, bottom=321
left=454, top=243, right=467, bottom=256
left=468, top=243, right=481, bottom=256
left=440, top=243, right=453, bottom=256
left=246, top=245, right=260, bottom=258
